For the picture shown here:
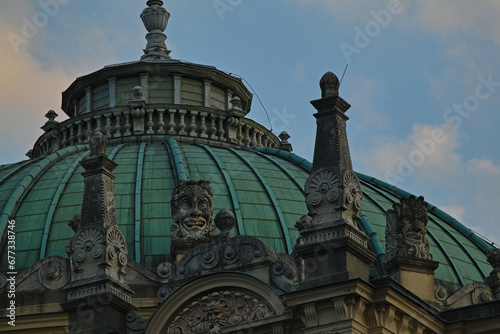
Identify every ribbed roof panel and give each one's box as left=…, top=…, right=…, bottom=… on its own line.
left=0, top=142, right=493, bottom=287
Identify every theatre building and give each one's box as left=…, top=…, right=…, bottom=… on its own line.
left=1, top=1, right=500, bottom=333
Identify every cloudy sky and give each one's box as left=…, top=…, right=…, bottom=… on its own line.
left=1, top=0, right=499, bottom=245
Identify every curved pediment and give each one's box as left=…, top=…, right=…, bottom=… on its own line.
left=146, top=272, right=286, bottom=334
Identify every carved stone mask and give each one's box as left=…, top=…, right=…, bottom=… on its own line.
left=171, top=180, right=215, bottom=240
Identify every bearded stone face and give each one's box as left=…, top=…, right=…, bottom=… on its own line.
left=171, top=180, right=215, bottom=240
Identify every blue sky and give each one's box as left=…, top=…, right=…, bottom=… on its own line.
left=1, top=0, right=499, bottom=245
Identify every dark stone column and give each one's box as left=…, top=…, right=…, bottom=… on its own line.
left=62, top=132, right=135, bottom=334
left=295, top=72, right=375, bottom=286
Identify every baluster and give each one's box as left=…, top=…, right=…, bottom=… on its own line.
left=124, top=111, right=132, bottom=136
left=237, top=124, right=243, bottom=145
left=146, top=109, right=155, bottom=134
left=105, top=114, right=112, bottom=138
left=114, top=112, right=122, bottom=138
left=199, top=112, right=208, bottom=138
left=250, top=128, right=257, bottom=146
left=61, top=127, right=69, bottom=147
left=218, top=117, right=225, bottom=141
left=168, top=109, right=176, bottom=135
left=262, top=135, right=268, bottom=148
left=210, top=116, right=218, bottom=140
left=95, top=116, right=102, bottom=133
left=85, top=118, right=93, bottom=142
left=157, top=109, right=165, bottom=134
left=242, top=126, right=250, bottom=146
left=178, top=110, right=187, bottom=135
left=256, top=131, right=263, bottom=147
left=69, top=125, right=76, bottom=145
left=189, top=111, right=198, bottom=137
left=77, top=121, right=84, bottom=144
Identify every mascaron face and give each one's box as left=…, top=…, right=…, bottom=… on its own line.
left=177, top=189, right=212, bottom=233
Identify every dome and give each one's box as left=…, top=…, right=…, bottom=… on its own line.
left=3, top=3, right=500, bottom=333
left=0, top=139, right=493, bottom=288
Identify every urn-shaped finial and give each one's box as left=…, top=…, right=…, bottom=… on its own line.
left=141, top=0, right=171, bottom=60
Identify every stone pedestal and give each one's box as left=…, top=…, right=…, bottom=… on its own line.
left=295, top=221, right=375, bottom=285
left=62, top=278, right=134, bottom=334
left=385, top=256, right=439, bottom=300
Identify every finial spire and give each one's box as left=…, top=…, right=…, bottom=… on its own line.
left=141, top=0, right=171, bottom=60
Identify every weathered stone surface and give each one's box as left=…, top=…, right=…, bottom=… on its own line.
left=171, top=180, right=216, bottom=242
left=140, top=0, right=171, bottom=60
left=485, top=248, right=500, bottom=299
left=384, top=195, right=432, bottom=264
left=167, top=290, right=275, bottom=334
left=434, top=282, right=493, bottom=309
left=63, top=133, right=134, bottom=334
left=294, top=72, right=373, bottom=285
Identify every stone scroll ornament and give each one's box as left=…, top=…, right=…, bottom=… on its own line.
left=304, top=168, right=362, bottom=227
left=171, top=180, right=217, bottom=241
left=167, top=291, right=275, bottom=334
left=384, top=195, right=432, bottom=264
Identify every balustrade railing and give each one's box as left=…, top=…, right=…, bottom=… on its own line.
left=32, top=106, right=281, bottom=158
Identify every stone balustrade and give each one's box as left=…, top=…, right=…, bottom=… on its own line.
left=31, top=105, right=280, bottom=158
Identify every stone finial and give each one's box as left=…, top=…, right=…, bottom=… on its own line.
left=384, top=195, right=432, bottom=264
left=26, top=149, right=33, bottom=159
left=279, top=131, right=293, bottom=152
left=44, top=110, right=58, bottom=123
left=141, top=0, right=171, bottom=60
left=279, top=131, right=290, bottom=144
left=214, top=208, right=236, bottom=235
left=171, top=180, right=216, bottom=241
left=230, top=96, right=242, bottom=109
left=89, top=131, right=107, bottom=158
left=320, top=71, right=340, bottom=98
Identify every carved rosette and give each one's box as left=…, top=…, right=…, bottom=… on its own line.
left=342, top=170, right=362, bottom=222
left=71, top=227, right=106, bottom=274
left=304, top=168, right=362, bottom=227
left=305, top=169, right=341, bottom=218
left=167, top=291, right=275, bottom=334
left=384, top=195, right=432, bottom=264
left=106, top=226, right=128, bottom=276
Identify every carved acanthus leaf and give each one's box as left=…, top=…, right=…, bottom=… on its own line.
left=167, top=291, right=275, bottom=334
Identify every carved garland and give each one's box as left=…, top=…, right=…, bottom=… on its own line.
left=167, top=291, right=275, bottom=334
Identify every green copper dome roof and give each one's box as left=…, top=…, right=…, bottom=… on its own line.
left=0, top=140, right=494, bottom=287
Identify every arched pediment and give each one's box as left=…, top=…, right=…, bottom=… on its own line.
left=146, top=272, right=286, bottom=333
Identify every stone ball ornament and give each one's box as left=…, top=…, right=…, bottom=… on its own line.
left=214, top=208, right=236, bottom=234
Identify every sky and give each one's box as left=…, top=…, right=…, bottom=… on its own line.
left=1, top=0, right=499, bottom=245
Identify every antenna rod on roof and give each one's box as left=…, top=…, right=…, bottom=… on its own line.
left=339, top=63, right=349, bottom=88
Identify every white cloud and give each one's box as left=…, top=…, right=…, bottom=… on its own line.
left=346, top=75, right=389, bottom=130
left=359, top=123, right=460, bottom=184
left=467, top=158, right=500, bottom=176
